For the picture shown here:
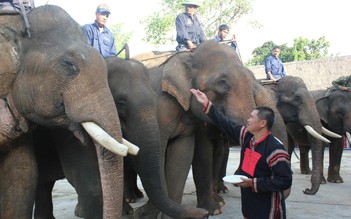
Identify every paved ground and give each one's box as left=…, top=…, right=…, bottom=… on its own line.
left=48, top=147, right=351, bottom=219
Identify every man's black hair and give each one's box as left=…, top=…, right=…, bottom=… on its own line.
left=219, top=24, right=229, bottom=32
left=255, top=106, right=275, bottom=131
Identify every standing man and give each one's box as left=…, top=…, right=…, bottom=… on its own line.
left=175, top=1, right=206, bottom=51
left=265, top=46, right=286, bottom=81
left=82, top=3, right=117, bottom=58
left=190, top=88, right=292, bottom=219
left=211, top=24, right=236, bottom=51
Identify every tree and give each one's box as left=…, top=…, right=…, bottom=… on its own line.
left=142, top=0, right=254, bottom=46
left=109, top=23, right=133, bottom=58
left=246, top=36, right=330, bottom=66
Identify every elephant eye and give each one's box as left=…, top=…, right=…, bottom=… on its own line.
left=58, top=58, right=80, bottom=77
left=216, top=78, right=230, bottom=94
left=115, top=99, right=128, bottom=118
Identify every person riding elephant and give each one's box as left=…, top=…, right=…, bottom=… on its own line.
left=313, top=87, right=351, bottom=183
left=131, top=41, right=288, bottom=217
left=0, top=5, right=136, bottom=218
left=262, top=76, right=341, bottom=194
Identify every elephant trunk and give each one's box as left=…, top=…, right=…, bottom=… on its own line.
left=301, top=109, right=324, bottom=195
left=65, top=86, right=124, bottom=218
left=130, top=117, right=208, bottom=218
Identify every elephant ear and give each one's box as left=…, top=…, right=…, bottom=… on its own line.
left=162, top=52, right=193, bottom=111
left=315, top=96, right=329, bottom=123
left=0, top=27, right=22, bottom=97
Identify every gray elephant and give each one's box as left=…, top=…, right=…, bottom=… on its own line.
left=133, top=41, right=288, bottom=218
left=262, top=76, right=341, bottom=194
left=0, top=5, right=133, bottom=218
left=33, top=56, right=209, bottom=219
left=313, top=89, right=351, bottom=183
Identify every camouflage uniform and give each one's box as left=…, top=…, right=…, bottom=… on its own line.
left=326, top=75, right=351, bottom=95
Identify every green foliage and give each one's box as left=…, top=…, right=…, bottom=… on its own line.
left=142, top=0, right=253, bottom=45
left=246, top=36, right=330, bottom=66
left=109, top=23, right=133, bottom=58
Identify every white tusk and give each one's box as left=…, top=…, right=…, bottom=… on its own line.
left=304, top=125, right=331, bottom=143
left=346, top=132, right=351, bottom=144
left=82, top=122, right=128, bottom=157
left=122, top=138, right=140, bottom=155
left=322, top=127, right=342, bottom=138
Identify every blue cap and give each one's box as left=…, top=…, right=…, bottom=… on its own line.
left=96, top=4, right=111, bottom=14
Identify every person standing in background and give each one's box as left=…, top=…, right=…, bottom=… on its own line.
left=82, top=3, right=117, bottom=58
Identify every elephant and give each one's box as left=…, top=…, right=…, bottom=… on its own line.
left=0, top=5, right=134, bottom=218
left=33, top=56, right=209, bottom=219
left=262, top=76, right=341, bottom=194
left=133, top=41, right=288, bottom=218
left=313, top=89, right=351, bottom=183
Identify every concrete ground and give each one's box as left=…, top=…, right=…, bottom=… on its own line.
left=48, top=147, right=351, bottom=219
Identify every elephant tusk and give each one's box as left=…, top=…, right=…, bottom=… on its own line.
left=304, top=125, right=331, bottom=143
left=322, top=127, right=342, bottom=138
left=122, top=138, right=140, bottom=155
left=346, top=132, right=351, bottom=144
left=82, top=122, right=128, bottom=157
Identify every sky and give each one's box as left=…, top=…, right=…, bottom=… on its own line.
left=35, top=0, right=351, bottom=62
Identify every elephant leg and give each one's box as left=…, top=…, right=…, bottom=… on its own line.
left=0, top=138, right=37, bottom=219
left=34, top=181, right=56, bottom=219
left=328, top=138, right=344, bottom=183
left=159, top=134, right=195, bottom=219
left=299, top=145, right=311, bottom=174
left=54, top=130, right=103, bottom=219
left=214, top=137, right=229, bottom=194
left=124, top=158, right=142, bottom=203
left=193, top=123, right=221, bottom=215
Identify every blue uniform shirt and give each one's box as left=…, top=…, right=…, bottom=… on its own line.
left=265, top=55, right=286, bottom=79
left=175, top=12, right=206, bottom=50
left=82, top=21, right=117, bottom=58
left=211, top=35, right=237, bottom=50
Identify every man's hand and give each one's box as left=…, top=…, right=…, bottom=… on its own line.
left=339, top=86, right=350, bottom=91
left=234, top=177, right=253, bottom=188
left=190, top=89, right=208, bottom=106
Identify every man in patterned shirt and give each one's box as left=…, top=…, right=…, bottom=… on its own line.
left=190, top=88, right=292, bottom=219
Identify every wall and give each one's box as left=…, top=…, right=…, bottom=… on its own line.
left=248, top=55, right=351, bottom=91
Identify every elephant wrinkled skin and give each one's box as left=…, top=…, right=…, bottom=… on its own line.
left=313, top=89, right=351, bottom=183
left=136, top=41, right=288, bottom=217
left=0, top=5, right=125, bottom=218
left=263, top=76, right=328, bottom=194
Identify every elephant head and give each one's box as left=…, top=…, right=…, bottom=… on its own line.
left=264, top=76, right=335, bottom=194
left=161, top=41, right=287, bottom=144
left=315, top=89, right=351, bottom=183
left=106, top=57, right=208, bottom=218
left=0, top=5, right=134, bottom=218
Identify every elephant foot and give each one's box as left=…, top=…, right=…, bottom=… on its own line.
left=213, top=192, right=225, bottom=207
left=327, top=174, right=344, bottom=183
left=134, top=187, right=144, bottom=198
left=134, top=202, right=160, bottom=219
left=216, top=181, right=228, bottom=194
left=300, top=168, right=311, bottom=174
left=320, top=175, right=327, bottom=184
left=124, top=188, right=144, bottom=203
left=197, top=197, right=222, bottom=215
left=122, top=199, right=134, bottom=215
left=74, top=202, right=84, bottom=218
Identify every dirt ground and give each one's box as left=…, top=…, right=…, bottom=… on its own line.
left=47, top=147, right=351, bottom=219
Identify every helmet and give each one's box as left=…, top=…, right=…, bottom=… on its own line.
left=181, top=1, right=200, bottom=7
